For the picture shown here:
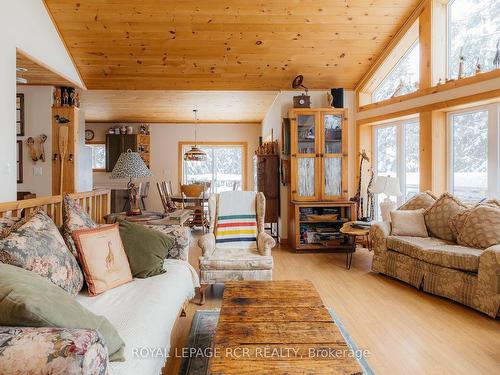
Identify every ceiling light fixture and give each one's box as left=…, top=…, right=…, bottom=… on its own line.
left=184, top=109, right=207, bottom=162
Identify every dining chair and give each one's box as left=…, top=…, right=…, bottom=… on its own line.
left=157, top=181, right=177, bottom=213
left=179, top=183, right=209, bottom=231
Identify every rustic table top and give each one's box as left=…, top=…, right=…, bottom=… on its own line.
left=340, top=222, right=370, bottom=237
left=208, top=280, right=362, bottom=374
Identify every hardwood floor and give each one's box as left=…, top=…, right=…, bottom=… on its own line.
left=165, top=232, right=500, bottom=375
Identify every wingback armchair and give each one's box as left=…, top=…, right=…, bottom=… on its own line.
left=198, top=191, right=275, bottom=304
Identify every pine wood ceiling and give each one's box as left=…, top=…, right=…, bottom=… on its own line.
left=16, top=50, right=77, bottom=87
left=44, top=0, right=421, bottom=90
left=80, top=90, right=278, bottom=123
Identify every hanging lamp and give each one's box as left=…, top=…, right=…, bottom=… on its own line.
left=184, top=109, right=207, bottom=162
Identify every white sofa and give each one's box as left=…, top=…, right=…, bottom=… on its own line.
left=77, top=259, right=196, bottom=375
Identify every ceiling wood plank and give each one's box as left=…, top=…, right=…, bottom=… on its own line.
left=44, top=0, right=421, bottom=90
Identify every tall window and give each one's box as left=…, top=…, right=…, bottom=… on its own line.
left=372, top=42, right=420, bottom=103
left=181, top=143, right=246, bottom=193
left=448, top=0, right=500, bottom=79
left=374, top=119, right=420, bottom=211
left=88, top=144, right=106, bottom=171
left=448, top=104, right=499, bottom=202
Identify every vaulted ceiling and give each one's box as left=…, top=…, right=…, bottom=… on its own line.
left=44, top=0, right=421, bottom=91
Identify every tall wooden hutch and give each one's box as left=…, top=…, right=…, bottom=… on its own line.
left=287, top=108, right=356, bottom=251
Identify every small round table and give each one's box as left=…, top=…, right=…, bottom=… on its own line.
left=340, top=222, right=371, bottom=269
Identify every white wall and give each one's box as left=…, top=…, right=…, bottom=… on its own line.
left=16, top=86, right=54, bottom=197
left=0, top=1, right=83, bottom=202
left=86, top=122, right=262, bottom=211
left=261, top=90, right=356, bottom=240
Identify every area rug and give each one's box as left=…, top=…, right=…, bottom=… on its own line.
left=178, top=308, right=374, bottom=375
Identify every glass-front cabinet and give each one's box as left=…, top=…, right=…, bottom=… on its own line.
left=290, top=108, right=348, bottom=201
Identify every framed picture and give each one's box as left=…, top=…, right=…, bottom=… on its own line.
left=16, top=93, right=25, bottom=136
left=17, top=140, right=23, bottom=183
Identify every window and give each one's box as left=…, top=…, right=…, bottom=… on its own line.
left=88, top=144, right=106, bottom=171
left=373, top=119, right=420, bottom=216
left=180, top=143, right=246, bottom=193
left=448, top=0, right=500, bottom=79
left=372, top=41, right=420, bottom=103
left=448, top=104, right=499, bottom=202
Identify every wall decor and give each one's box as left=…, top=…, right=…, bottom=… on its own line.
left=17, top=140, right=23, bottom=183
left=16, top=93, right=24, bottom=136
left=85, top=129, right=95, bottom=141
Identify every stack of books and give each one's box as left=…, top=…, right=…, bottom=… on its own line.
left=351, top=221, right=372, bottom=230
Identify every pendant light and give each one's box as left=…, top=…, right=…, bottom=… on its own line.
left=184, top=109, right=207, bottom=162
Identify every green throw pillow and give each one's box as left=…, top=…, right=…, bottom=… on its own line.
left=118, top=220, right=174, bottom=278
left=0, top=263, right=125, bottom=361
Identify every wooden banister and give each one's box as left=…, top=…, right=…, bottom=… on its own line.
left=0, top=189, right=111, bottom=226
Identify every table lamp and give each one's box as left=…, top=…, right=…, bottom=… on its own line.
left=110, top=150, right=152, bottom=216
left=370, top=176, right=401, bottom=221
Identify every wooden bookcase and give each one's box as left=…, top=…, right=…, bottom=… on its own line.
left=289, top=201, right=356, bottom=251
left=287, top=108, right=353, bottom=252
left=289, top=108, right=348, bottom=202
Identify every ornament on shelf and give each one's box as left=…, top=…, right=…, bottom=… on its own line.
left=457, top=48, right=465, bottom=79
left=475, top=58, right=483, bottom=75
left=494, top=39, right=500, bottom=69
left=437, top=78, right=443, bottom=85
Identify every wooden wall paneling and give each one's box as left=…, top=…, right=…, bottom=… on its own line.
left=431, top=111, right=447, bottom=195
left=419, top=111, right=433, bottom=191
left=419, top=1, right=432, bottom=90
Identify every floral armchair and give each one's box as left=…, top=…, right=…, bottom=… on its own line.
left=198, top=192, right=275, bottom=304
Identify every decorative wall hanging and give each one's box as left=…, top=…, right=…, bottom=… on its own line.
left=16, top=93, right=24, bottom=136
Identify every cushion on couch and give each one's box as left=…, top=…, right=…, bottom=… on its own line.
left=457, top=205, right=500, bottom=249
left=424, top=193, right=467, bottom=242
left=200, top=247, right=273, bottom=270
left=387, top=236, right=482, bottom=272
left=0, top=263, right=125, bottom=361
left=398, top=191, right=437, bottom=211
left=62, top=194, right=98, bottom=259
left=72, top=224, right=133, bottom=296
left=0, top=209, right=84, bottom=295
left=118, top=219, right=174, bottom=278
left=390, top=209, right=428, bottom=237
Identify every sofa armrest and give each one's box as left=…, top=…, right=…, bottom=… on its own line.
left=144, top=225, right=191, bottom=261
left=257, top=232, right=276, bottom=256
left=198, top=233, right=216, bottom=257
left=369, top=221, right=391, bottom=256
left=0, top=327, right=108, bottom=375
left=478, top=244, right=500, bottom=294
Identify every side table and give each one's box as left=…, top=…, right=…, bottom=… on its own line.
left=340, top=221, right=371, bottom=269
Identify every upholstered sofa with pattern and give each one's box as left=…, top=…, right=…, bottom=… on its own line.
left=370, top=192, right=500, bottom=318
left=0, top=195, right=196, bottom=375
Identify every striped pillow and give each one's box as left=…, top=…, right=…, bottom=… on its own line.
left=215, top=214, right=257, bottom=248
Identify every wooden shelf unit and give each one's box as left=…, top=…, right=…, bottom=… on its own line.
left=289, top=201, right=356, bottom=252
left=106, top=133, right=151, bottom=172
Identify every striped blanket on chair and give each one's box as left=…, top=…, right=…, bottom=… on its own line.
left=215, top=191, right=257, bottom=249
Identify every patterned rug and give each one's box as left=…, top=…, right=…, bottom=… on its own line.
left=178, top=308, right=374, bottom=375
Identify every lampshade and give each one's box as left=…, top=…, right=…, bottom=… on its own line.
left=110, top=150, right=152, bottom=179
left=370, top=175, right=401, bottom=197
left=184, top=109, right=207, bottom=162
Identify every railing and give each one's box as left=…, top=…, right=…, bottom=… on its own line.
left=0, top=189, right=111, bottom=226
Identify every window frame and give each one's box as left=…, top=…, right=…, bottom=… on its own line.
left=446, top=103, right=500, bottom=201
left=372, top=117, right=420, bottom=214
left=372, top=40, right=420, bottom=103
left=178, top=141, right=248, bottom=193
left=86, top=142, right=106, bottom=172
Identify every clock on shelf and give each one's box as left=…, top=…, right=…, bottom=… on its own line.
left=85, top=129, right=95, bottom=141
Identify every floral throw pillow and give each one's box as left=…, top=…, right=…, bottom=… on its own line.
left=62, top=194, right=98, bottom=259
left=0, top=209, right=84, bottom=295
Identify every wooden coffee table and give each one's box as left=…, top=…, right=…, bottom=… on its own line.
left=208, top=280, right=363, bottom=374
